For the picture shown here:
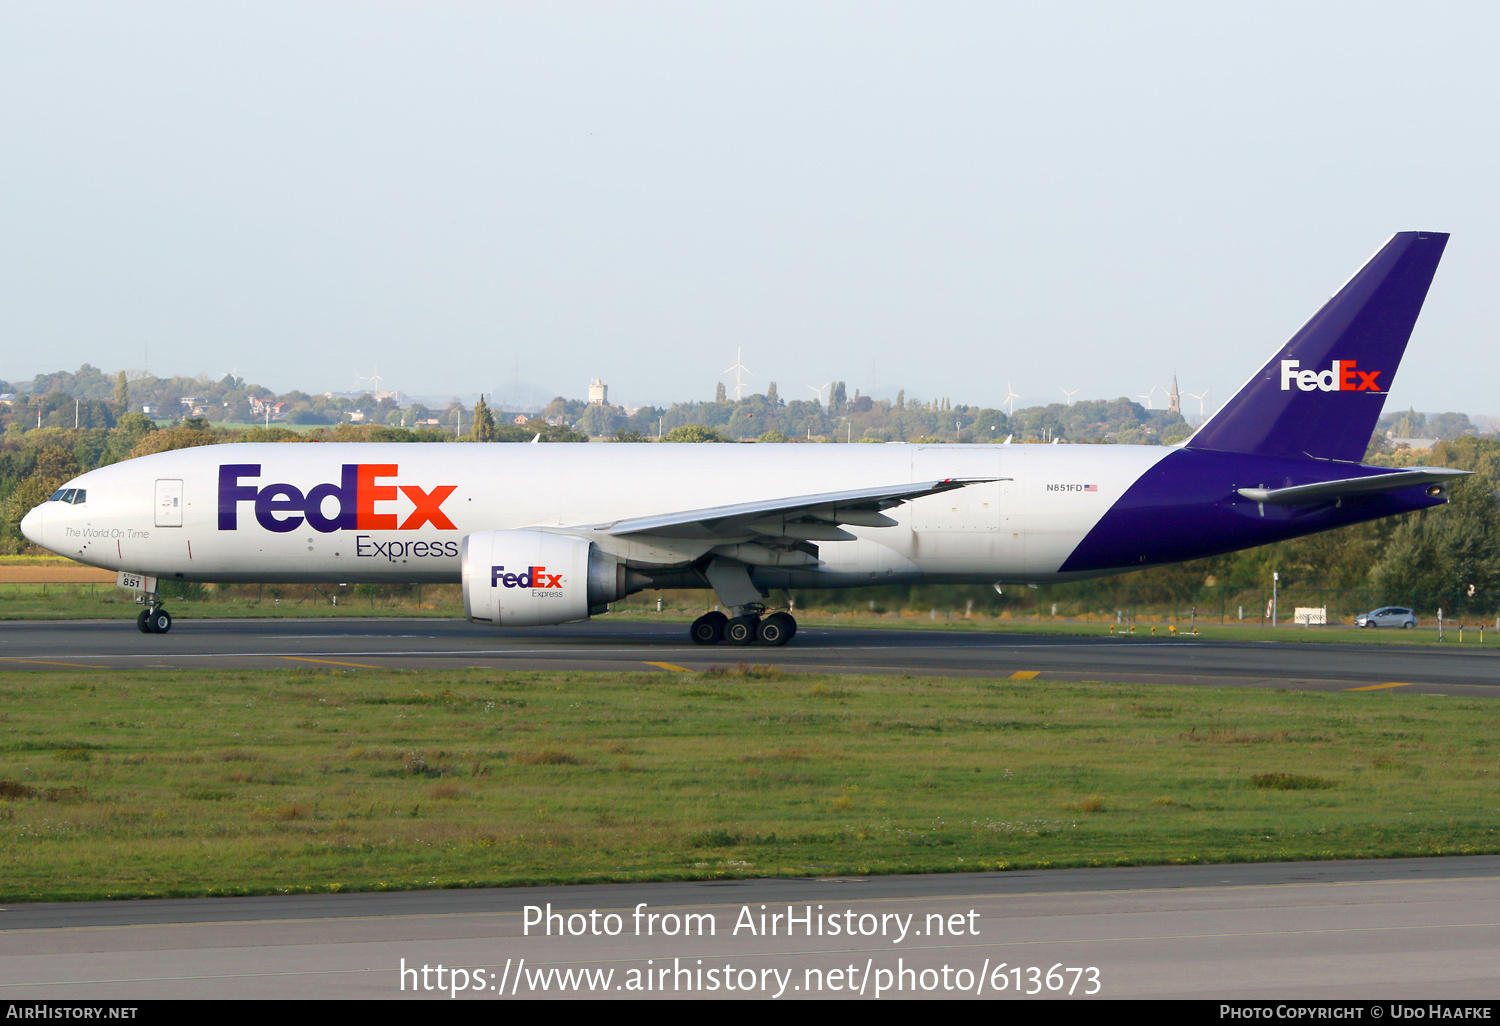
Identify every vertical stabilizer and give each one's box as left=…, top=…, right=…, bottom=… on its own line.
left=1186, top=232, right=1448, bottom=462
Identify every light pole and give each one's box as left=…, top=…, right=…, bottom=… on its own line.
left=1272, top=571, right=1279, bottom=627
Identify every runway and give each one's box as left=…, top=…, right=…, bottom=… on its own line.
left=2, top=624, right=1496, bottom=999
left=1, top=617, right=1498, bottom=696
left=0, top=856, right=1496, bottom=999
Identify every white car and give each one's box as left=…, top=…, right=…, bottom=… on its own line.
left=1356, top=607, right=1417, bottom=629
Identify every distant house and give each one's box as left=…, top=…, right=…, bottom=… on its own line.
left=513, top=414, right=529, bottom=425
left=346, top=410, right=367, bottom=423
left=248, top=396, right=288, bottom=419
left=588, top=377, right=608, bottom=405
left=0, top=394, right=14, bottom=406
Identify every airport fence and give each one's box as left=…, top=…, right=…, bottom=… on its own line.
left=0, top=579, right=467, bottom=616
left=778, top=581, right=1500, bottom=629
left=0, top=577, right=1496, bottom=630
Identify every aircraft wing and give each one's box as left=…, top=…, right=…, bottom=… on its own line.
left=592, top=478, right=996, bottom=540
left=1236, top=467, right=1469, bottom=506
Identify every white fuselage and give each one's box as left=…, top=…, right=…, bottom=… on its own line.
left=25, top=442, right=1172, bottom=587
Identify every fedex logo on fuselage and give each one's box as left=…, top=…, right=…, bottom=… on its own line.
left=1279, top=360, right=1382, bottom=392
left=492, top=566, right=563, bottom=590
left=218, top=464, right=457, bottom=534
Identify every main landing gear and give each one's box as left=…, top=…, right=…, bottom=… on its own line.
left=137, top=596, right=172, bottom=634
left=689, top=605, right=796, bottom=647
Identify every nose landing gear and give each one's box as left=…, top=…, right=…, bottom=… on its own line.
left=136, top=595, right=172, bottom=634
left=688, top=605, right=796, bottom=647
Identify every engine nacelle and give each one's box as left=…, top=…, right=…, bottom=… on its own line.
left=461, top=530, right=643, bottom=627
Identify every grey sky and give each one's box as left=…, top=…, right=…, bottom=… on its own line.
left=2, top=2, right=1495, bottom=415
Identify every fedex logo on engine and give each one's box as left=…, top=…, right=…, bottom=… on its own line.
left=218, top=464, right=457, bottom=534
left=1280, top=360, right=1382, bottom=392
left=492, top=566, right=563, bottom=590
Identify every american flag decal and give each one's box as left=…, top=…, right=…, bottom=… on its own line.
left=1084, top=484, right=1098, bottom=492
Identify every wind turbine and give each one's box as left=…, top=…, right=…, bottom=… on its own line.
left=806, top=381, right=832, bottom=406
left=724, top=349, right=753, bottom=400
left=352, top=366, right=382, bottom=394
left=1059, top=386, right=1080, bottom=407
left=1135, top=385, right=1158, bottom=410
left=1003, top=382, right=1022, bottom=416
left=1185, top=388, right=1211, bottom=423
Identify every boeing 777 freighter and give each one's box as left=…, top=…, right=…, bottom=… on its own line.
left=21, top=232, right=1465, bottom=645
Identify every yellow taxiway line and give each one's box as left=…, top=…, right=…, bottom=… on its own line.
left=0, top=658, right=104, bottom=669
left=281, top=656, right=387, bottom=670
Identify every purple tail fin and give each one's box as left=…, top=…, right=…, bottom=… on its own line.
left=1186, top=232, right=1448, bottom=462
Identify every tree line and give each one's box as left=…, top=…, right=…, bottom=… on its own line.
left=2, top=368, right=1497, bottom=617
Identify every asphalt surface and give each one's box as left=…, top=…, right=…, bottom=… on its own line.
left=0, top=857, right=1496, bottom=999
left=1, top=617, right=1498, bottom=696
left=2, top=621, right=1497, bottom=999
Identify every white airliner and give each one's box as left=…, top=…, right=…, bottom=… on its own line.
left=21, top=233, right=1466, bottom=645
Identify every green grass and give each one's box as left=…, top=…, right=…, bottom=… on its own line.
left=1, top=583, right=1495, bottom=648
left=754, top=613, right=1500, bottom=647
left=0, top=584, right=467, bottom=621
left=0, top=667, right=1495, bottom=902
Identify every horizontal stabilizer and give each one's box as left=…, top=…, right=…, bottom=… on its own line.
left=1236, top=467, right=1468, bottom=506
left=595, top=478, right=996, bottom=539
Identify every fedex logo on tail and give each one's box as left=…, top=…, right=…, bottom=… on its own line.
left=218, top=465, right=457, bottom=534
left=1280, top=360, right=1382, bottom=392
left=492, top=566, right=563, bottom=590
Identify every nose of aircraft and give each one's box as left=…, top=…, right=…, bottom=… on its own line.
left=19, top=502, right=44, bottom=548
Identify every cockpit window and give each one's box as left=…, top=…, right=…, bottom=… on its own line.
left=70, top=489, right=86, bottom=504
left=49, top=489, right=69, bottom=502
left=46, top=489, right=85, bottom=504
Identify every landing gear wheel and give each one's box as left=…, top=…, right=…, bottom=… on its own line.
left=146, top=609, right=172, bottom=634
left=137, top=609, right=153, bottom=633
left=756, top=612, right=796, bottom=646
left=725, top=615, right=760, bottom=646
left=690, top=611, right=727, bottom=645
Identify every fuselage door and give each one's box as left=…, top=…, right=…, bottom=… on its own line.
left=154, top=479, right=184, bottom=528
left=909, top=448, right=1002, bottom=532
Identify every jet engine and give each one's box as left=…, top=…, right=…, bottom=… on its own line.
left=461, top=530, right=647, bottom=626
